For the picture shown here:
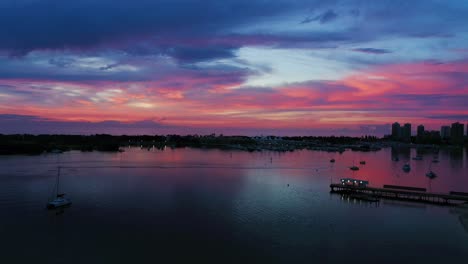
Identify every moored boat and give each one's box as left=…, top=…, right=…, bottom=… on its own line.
left=402, top=163, right=411, bottom=172
left=426, top=170, right=437, bottom=179
left=47, top=194, right=72, bottom=209
left=46, top=167, right=72, bottom=209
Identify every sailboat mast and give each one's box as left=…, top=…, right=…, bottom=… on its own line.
left=56, top=166, right=60, bottom=197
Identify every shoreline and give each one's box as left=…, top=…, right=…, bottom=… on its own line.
left=0, top=134, right=466, bottom=155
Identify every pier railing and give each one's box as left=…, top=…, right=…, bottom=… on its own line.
left=330, top=184, right=468, bottom=205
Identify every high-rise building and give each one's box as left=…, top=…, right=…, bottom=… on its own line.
left=417, top=125, right=424, bottom=138
left=441, top=126, right=451, bottom=139
left=450, top=122, right=464, bottom=144
left=401, top=123, right=411, bottom=142
left=429, top=130, right=441, bottom=139
left=392, top=122, right=401, bottom=140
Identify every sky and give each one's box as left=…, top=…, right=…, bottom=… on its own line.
left=0, top=0, right=467, bottom=136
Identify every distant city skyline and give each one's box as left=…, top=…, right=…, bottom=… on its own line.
left=0, top=1, right=467, bottom=135
left=391, top=121, right=466, bottom=144
left=392, top=121, right=467, bottom=135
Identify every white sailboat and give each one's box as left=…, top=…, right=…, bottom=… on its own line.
left=47, top=166, right=72, bottom=209
left=425, top=162, right=437, bottom=179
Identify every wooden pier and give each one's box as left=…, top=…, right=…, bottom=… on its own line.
left=330, top=183, right=468, bottom=205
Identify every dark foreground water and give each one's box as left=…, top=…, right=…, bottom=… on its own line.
left=0, top=147, right=467, bottom=263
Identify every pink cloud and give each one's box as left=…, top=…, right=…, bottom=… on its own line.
left=1, top=59, right=467, bottom=135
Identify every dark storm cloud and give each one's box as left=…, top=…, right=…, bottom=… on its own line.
left=0, top=0, right=466, bottom=63
left=1, top=1, right=466, bottom=47
left=0, top=0, right=308, bottom=56
left=0, top=0, right=466, bottom=84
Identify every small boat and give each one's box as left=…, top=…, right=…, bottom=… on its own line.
left=47, top=167, right=72, bottom=209
left=412, top=155, right=423, bottom=161
left=426, top=170, right=437, bottom=179
left=402, top=163, right=411, bottom=172
left=349, top=166, right=359, bottom=171
left=47, top=194, right=72, bottom=209
left=393, top=157, right=400, bottom=161
left=359, top=161, right=366, bottom=165
left=330, top=158, right=335, bottom=163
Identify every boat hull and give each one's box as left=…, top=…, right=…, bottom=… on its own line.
left=47, top=198, right=72, bottom=209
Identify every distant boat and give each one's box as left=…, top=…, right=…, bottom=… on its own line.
left=359, top=161, right=366, bottom=165
left=47, top=167, right=72, bottom=209
left=330, top=158, right=335, bottom=163
left=412, top=155, right=423, bottom=161
left=402, top=163, right=411, bottom=172
left=349, top=160, right=359, bottom=171
left=426, top=170, right=437, bottom=179
left=393, top=157, right=399, bottom=162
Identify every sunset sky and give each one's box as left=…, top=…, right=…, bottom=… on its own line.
left=0, top=0, right=467, bottom=136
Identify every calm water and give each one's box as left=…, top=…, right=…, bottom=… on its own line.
left=0, top=147, right=467, bottom=263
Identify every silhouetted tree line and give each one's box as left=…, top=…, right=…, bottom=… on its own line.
left=0, top=134, right=123, bottom=154
left=283, top=135, right=379, bottom=144
left=1, top=133, right=463, bottom=155
left=0, top=134, right=256, bottom=154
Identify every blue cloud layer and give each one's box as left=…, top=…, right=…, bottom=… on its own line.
left=1, top=0, right=466, bottom=60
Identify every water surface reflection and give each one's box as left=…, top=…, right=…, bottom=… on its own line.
left=0, top=147, right=467, bottom=263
